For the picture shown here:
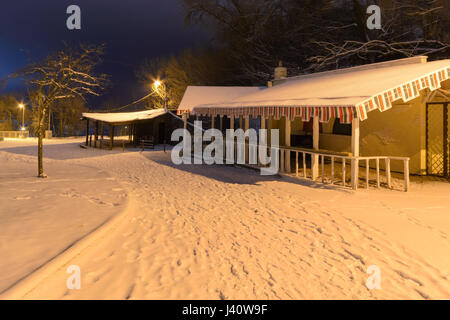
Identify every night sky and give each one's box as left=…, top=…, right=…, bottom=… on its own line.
left=0, top=0, right=210, bottom=107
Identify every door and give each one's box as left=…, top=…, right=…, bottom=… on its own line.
left=426, top=102, right=449, bottom=178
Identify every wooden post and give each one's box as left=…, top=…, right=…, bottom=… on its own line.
left=261, top=116, right=266, bottom=130
left=183, top=113, right=188, bottom=130
left=219, top=115, right=223, bottom=132
left=94, top=121, right=99, bottom=148
left=296, top=151, right=299, bottom=177
left=285, top=117, right=291, bottom=172
left=312, top=116, right=319, bottom=180
left=211, top=115, right=215, bottom=129
left=385, top=158, right=391, bottom=188
left=331, top=157, right=335, bottom=184
left=110, top=124, right=114, bottom=150
left=351, top=117, right=360, bottom=190
left=376, top=158, right=380, bottom=188
left=342, top=158, right=346, bottom=187
left=404, top=159, right=410, bottom=192
left=321, top=155, right=325, bottom=183
left=366, top=159, right=370, bottom=189
left=100, top=122, right=104, bottom=149
left=85, top=119, right=89, bottom=146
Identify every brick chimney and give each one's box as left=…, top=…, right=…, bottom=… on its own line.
left=274, top=61, right=287, bottom=80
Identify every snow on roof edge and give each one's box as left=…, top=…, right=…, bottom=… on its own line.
left=82, top=108, right=167, bottom=123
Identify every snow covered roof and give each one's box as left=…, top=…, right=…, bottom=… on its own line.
left=82, top=108, right=167, bottom=124
left=189, top=57, right=450, bottom=123
left=177, top=86, right=265, bottom=114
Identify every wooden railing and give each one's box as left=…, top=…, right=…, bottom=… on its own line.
left=277, top=146, right=410, bottom=192
left=199, top=140, right=410, bottom=192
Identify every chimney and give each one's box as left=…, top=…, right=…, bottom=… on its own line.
left=274, top=61, right=287, bottom=80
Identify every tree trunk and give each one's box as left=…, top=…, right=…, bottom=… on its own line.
left=38, top=129, right=45, bottom=178
left=37, top=103, right=46, bottom=178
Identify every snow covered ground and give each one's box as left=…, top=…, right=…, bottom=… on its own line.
left=0, top=138, right=449, bottom=300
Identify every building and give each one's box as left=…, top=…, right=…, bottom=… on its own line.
left=177, top=57, right=450, bottom=189
left=82, top=108, right=182, bottom=149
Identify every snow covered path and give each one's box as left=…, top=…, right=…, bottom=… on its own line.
left=1, top=139, right=450, bottom=299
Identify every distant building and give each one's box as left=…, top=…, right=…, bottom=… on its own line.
left=82, top=108, right=182, bottom=149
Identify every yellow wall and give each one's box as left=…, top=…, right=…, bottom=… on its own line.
left=320, top=133, right=351, bottom=153
left=358, top=97, right=425, bottom=174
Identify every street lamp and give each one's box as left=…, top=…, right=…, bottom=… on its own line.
left=152, top=80, right=168, bottom=112
left=18, top=103, right=25, bottom=130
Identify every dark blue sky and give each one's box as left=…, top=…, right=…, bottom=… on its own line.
left=0, top=0, right=210, bottom=106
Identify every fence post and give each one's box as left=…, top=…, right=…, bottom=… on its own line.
left=321, top=155, right=325, bottom=183
left=331, top=156, right=335, bottom=184
left=342, top=159, right=346, bottom=187
left=376, top=158, right=380, bottom=188
left=404, top=159, right=410, bottom=192
left=385, top=158, right=391, bottom=188
left=351, top=157, right=359, bottom=190
left=366, top=159, right=370, bottom=189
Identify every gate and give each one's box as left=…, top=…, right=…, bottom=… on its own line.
left=426, top=102, right=449, bottom=178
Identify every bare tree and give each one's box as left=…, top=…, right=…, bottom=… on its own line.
left=182, top=0, right=449, bottom=81
left=21, top=44, right=107, bottom=177
left=307, top=0, right=450, bottom=71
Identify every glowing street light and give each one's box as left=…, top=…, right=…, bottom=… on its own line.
left=152, top=80, right=168, bottom=111
left=153, top=80, right=161, bottom=89
left=18, top=103, right=25, bottom=130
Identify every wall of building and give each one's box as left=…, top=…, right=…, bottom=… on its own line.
left=319, top=133, right=351, bottom=153
left=359, top=97, right=426, bottom=174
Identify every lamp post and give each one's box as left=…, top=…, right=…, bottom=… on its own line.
left=153, top=80, right=168, bottom=111
left=18, top=103, right=25, bottom=130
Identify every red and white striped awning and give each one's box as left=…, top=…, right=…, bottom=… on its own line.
left=178, top=57, right=450, bottom=124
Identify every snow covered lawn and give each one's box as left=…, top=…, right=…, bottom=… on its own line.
left=0, top=139, right=127, bottom=293
left=0, top=138, right=449, bottom=299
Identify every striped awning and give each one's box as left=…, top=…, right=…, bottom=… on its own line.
left=178, top=58, right=450, bottom=124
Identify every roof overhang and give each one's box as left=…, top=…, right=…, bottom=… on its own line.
left=82, top=109, right=168, bottom=125
left=185, top=57, right=450, bottom=124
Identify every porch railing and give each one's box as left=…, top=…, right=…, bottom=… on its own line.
left=200, top=140, right=410, bottom=192
left=277, top=147, right=410, bottom=192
